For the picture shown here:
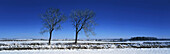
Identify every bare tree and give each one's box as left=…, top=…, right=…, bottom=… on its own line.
left=40, top=8, right=66, bottom=45
left=70, top=9, right=96, bottom=44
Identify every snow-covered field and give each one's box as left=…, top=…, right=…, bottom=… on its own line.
left=0, top=40, right=170, bottom=49
left=1, top=40, right=170, bottom=44
left=0, top=48, right=169, bottom=54
left=0, top=41, right=170, bottom=54
left=0, top=41, right=109, bottom=44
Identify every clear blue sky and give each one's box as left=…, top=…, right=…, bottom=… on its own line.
left=0, top=0, right=170, bottom=39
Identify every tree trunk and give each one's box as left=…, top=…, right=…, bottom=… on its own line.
left=75, top=32, right=78, bottom=44
left=48, top=31, right=52, bottom=45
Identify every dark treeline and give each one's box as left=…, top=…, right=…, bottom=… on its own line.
left=129, top=37, right=170, bottom=41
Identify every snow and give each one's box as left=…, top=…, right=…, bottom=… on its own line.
left=0, top=48, right=169, bottom=54
left=0, top=41, right=170, bottom=54
left=0, top=40, right=170, bottom=49
left=1, top=40, right=170, bottom=44
left=0, top=41, right=110, bottom=44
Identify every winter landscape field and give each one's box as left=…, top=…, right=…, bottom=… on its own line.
left=0, top=40, right=170, bottom=54
left=1, top=0, right=170, bottom=54
left=0, top=48, right=170, bottom=54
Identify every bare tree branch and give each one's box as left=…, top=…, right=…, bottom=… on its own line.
left=40, top=8, right=66, bottom=45
left=70, top=9, right=96, bottom=43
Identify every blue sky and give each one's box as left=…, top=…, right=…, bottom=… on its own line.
left=0, top=0, right=170, bottom=39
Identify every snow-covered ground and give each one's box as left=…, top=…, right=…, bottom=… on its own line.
left=0, top=41, right=170, bottom=54
left=1, top=40, right=170, bottom=44
left=0, top=41, right=111, bottom=44
left=0, top=40, right=170, bottom=49
left=0, top=48, right=169, bottom=54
